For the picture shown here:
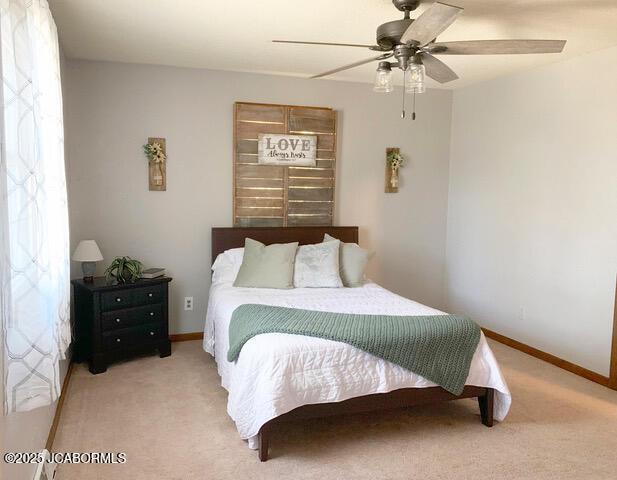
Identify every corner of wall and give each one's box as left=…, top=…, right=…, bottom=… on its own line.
left=442, top=86, right=459, bottom=312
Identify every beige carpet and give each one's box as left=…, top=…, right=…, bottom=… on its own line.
left=53, top=340, right=617, bottom=480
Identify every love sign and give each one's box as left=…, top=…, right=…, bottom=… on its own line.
left=258, top=134, right=317, bottom=166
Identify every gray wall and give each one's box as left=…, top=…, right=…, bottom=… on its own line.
left=65, top=60, right=453, bottom=334
left=447, top=45, right=617, bottom=375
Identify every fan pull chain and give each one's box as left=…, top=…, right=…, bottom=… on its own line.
left=401, top=69, right=406, bottom=119
left=412, top=91, right=416, bottom=121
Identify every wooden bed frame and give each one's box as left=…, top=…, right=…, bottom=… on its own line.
left=211, top=226, right=495, bottom=462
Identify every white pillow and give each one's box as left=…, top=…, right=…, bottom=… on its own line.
left=211, top=248, right=244, bottom=284
left=293, top=240, right=343, bottom=288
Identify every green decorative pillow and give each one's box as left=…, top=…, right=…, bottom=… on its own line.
left=233, top=238, right=299, bottom=289
left=323, top=233, right=370, bottom=287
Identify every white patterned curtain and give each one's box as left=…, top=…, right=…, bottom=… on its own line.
left=0, top=0, right=70, bottom=413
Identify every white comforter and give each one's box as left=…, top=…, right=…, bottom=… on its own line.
left=203, top=281, right=511, bottom=449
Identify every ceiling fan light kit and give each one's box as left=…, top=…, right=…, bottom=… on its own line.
left=405, top=55, right=426, bottom=94
left=274, top=0, right=566, bottom=119
left=374, top=61, right=394, bottom=93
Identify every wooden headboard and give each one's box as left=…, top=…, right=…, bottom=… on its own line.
left=211, top=226, right=358, bottom=263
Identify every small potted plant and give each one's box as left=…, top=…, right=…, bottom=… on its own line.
left=105, top=256, right=144, bottom=283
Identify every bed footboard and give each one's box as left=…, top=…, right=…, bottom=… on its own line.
left=257, top=386, right=495, bottom=462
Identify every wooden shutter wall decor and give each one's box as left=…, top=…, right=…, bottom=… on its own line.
left=233, top=102, right=337, bottom=227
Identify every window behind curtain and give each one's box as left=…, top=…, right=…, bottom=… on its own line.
left=0, top=0, right=70, bottom=413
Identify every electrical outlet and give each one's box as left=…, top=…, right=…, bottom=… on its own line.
left=518, top=306, right=526, bottom=322
left=184, top=297, right=193, bottom=311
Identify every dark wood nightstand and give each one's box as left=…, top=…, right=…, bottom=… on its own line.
left=71, top=276, right=172, bottom=374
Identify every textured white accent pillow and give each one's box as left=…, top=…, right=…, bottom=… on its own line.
left=211, top=248, right=244, bottom=284
left=293, top=240, right=343, bottom=288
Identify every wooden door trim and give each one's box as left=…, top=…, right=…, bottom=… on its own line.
left=609, top=276, right=617, bottom=389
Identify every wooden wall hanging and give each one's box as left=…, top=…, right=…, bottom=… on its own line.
left=385, top=147, right=399, bottom=193
left=148, top=137, right=166, bottom=191
left=233, top=102, right=337, bottom=227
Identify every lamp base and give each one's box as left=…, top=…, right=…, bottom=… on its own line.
left=82, top=261, right=96, bottom=282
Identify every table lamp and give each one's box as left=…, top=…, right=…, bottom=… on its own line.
left=72, top=240, right=103, bottom=282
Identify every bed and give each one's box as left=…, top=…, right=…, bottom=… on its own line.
left=204, top=226, right=511, bottom=461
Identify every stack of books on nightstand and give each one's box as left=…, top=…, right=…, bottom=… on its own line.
left=141, top=268, right=165, bottom=279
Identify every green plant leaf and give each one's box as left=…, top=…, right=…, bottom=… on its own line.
left=104, top=256, right=144, bottom=283
left=119, top=257, right=127, bottom=282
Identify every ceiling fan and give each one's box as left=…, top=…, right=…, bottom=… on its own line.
left=273, top=0, right=566, bottom=118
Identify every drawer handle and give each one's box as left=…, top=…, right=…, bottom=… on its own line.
left=116, top=297, right=122, bottom=302
left=149, top=312, right=155, bottom=316
left=148, top=293, right=153, bottom=298
left=115, top=318, right=121, bottom=323
left=116, top=338, right=121, bottom=343
left=149, top=331, right=155, bottom=336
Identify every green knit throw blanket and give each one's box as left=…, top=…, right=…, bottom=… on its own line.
left=227, top=304, right=481, bottom=395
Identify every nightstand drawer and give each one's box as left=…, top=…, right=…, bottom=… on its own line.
left=103, top=324, right=163, bottom=351
left=102, top=304, right=163, bottom=331
left=100, top=284, right=165, bottom=311
left=132, top=284, right=165, bottom=306
left=101, top=290, right=134, bottom=310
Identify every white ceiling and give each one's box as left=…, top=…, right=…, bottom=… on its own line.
left=49, top=0, right=617, bottom=89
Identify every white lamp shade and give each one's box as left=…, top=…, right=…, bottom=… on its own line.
left=72, top=240, right=103, bottom=262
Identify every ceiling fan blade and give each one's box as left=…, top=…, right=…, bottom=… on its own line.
left=421, top=53, right=458, bottom=83
left=400, top=2, right=463, bottom=47
left=310, top=53, right=392, bottom=79
left=429, top=39, right=567, bottom=55
left=273, top=40, right=376, bottom=48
